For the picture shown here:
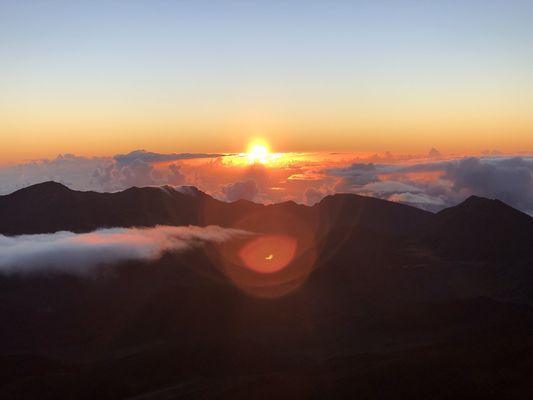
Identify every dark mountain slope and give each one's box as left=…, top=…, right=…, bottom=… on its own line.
left=423, top=195, right=533, bottom=262
left=0, top=182, right=431, bottom=238
left=1, top=183, right=533, bottom=398
left=317, top=193, right=432, bottom=237
left=0, top=182, right=209, bottom=235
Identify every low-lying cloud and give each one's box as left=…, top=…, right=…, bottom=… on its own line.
left=1, top=149, right=532, bottom=214
left=0, top=150, right=225, bottom=194
left=0, top=225, right=251, bottom=275
left=326, top=156, right=533, bottom=214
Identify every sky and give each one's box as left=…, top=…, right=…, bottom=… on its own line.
left=1, top=1, right=533, bottom=215
left=1, top=0, right=533, bottom=162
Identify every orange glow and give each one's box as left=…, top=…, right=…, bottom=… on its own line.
left=203, top=203, right=320, bottom=299
left=238, top=234, right=297, bottom=274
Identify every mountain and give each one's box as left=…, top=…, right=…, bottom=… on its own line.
left=0, top=182, right=532, bottom=399
left=0, top=182, right=431, bottom=238
left=0, top=182, right=206, bottom=235
left=422, top=195, right=533, bottom=262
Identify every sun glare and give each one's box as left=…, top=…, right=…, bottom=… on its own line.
left=247, top=142, right=270, bottom=164
left=220, top=139, right=289, bottom=167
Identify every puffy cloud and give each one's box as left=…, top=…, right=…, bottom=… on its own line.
left=0, top=225, right=251, bottom=275
left=0, top=154, right=107, bottom=194
left=0, top=150, right=224, bottom=194
left=444, top=157, right=533, bottom=213
left=2, top=150, right=533, bottom=215
left=322, top=156, right=533, bottom=213
left=221, top=180, right=259, bottom=202
left=92, top=150, right=222, bottom=191
left=327, top=163, right=381, bottom=191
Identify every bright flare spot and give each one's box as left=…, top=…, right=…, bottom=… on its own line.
left=239, top=235, right=297, bottom=274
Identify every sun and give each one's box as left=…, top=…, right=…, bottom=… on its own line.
left=247, top=141, right=270, bottom=164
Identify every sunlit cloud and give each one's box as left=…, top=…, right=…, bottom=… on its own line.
left=1, top=149, right=532, bottom=214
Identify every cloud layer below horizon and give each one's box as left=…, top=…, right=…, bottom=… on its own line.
left=1, top=149, right=532, bottom=215
left=0, top=225, right=251, bottom=275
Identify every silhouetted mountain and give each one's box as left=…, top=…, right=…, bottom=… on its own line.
left=317, top=193, right=432, bottom=236
left=0, top=182, right=208, bottom=235
left=423, top=195, right=533, bottom=262
left=0, top=182, right=431, bottom=236
left=1, top=182, right=532, bottom=399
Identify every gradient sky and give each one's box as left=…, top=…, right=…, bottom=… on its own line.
left=1, top=0, right=533, bottom=162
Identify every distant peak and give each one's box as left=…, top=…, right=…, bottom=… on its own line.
left=14, top=181, right=70, bottom=193
left=174, top=185, right=207, bottom=197
left=39, top=181, right=69, bottom=188
left=460, top=195, right=498, bottom=206
left=319, top=193, right=366, bottom=203
left=463, top=194, right=488, bottom=202
left=442, top=195, right=530, bottom=220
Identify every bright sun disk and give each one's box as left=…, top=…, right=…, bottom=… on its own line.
left=247, top=142, right=270, bottom=164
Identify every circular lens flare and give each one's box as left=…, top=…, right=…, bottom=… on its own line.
left=239, top=234, right=297, bottom=274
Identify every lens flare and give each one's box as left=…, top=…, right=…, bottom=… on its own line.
left=239, top=235, right=297, bottom=274
left=202, top=202, right=320, bottom=299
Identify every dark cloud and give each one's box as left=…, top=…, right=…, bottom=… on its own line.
left=327, top=163, right=381, bottom=191
left=444, top=157, right=533, bottom=213
left=113, top=150, right=224, bottom=164
left=322, top=156, right=533, bottom=214
left=221, top=180, right=259, bottom=202
left=2, top=151, right=533, bottom=215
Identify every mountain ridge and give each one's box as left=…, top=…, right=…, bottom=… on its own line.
left=1, top=181, right=533, bottom=398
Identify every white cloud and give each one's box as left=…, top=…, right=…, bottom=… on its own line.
left=0, top=225, right=251, bottom=275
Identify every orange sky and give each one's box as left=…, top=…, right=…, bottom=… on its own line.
left=2, top=1, right=533, bottom=163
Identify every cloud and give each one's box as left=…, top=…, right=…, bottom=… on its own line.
left=327, top=163, right=381, bottom=191
left=221, top=180, right=259, bottom=202
left=0, top=154, right=107, bottom=194
left=0, top=225, right=251, bottom=275
left=388, top=192, right=446, bottom=207
left=2, top=150, right=533, bottom=215
left=92, top=150, right=224, bottom=191
left=0, top=150, right=224, bottom=195
left=356, top=180, right=423, bottom=196
left=304, top=187, right=325, bottom=205
left=444, top=157, right=533, bottom=213
left=428, top=148, right=442, bottom=158
left=113, top=150, right=224, bottom=164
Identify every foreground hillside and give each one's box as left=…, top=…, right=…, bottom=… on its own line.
left=0, top=182, right=532, bottom=399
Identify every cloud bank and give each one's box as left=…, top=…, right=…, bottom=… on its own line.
left=0, top=225, right=250, bottom=275
left=221, top=179, right=259, bottom=202
left=1, top=149, right=532, bottom=214
left=326, top=156, right=533, bottom=214
left=0, top=150, right=224, bottom=194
